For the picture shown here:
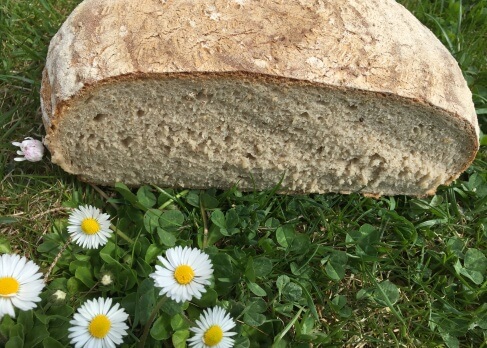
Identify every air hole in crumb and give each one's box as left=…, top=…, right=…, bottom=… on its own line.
left=370, top=153, right=385, bottom=167
left=245, top=153, right=256, bottom=160
left=121, top=137, right=133, bottom=147
left=196, top=90, right=213, bottom=102
left=412, top=126, right=419, bottom=134
left=300, top=112, right=310, bottom=118
left=94, top=113, right=107, bottom=122
left=359, top=117, right=364, bottom=122
left=398, top=169, right=409, bottom=179
left=294, top=126, right=305, bottom=134
left=224, top=135, right=232, bottom=144
left=137, top=109, right=145, bottom=117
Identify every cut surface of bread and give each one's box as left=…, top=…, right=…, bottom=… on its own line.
left=41, top=0, right=479, bottom=196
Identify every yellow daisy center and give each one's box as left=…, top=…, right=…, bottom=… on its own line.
left=81, top=218, right=101, bottom=235
left=88, top=314, right=111, bottom=338
left=174, top=265, right=194, bottom=285
left=203, top=325, right=223, bottom=346
left=0, top=277, right=20, bottom=296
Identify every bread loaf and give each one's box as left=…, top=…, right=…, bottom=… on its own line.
left=41, top=0, right=479, bottom=196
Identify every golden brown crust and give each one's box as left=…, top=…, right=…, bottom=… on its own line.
left=43, top=0, right=479, bottom=134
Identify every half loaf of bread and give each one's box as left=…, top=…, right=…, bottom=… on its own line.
left=41, top=0, right=479, bottom=196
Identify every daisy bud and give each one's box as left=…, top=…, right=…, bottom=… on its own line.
left=53, top=290, right=67, bottom=301
left=101, top=274, right=113, bottom=286
left=12, top=137, right=45, bottom=162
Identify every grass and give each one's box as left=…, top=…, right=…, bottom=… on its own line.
left=1, top=0, right=487, bottom=347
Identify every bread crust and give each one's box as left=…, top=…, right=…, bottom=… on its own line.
left=41, top=0, right=479, bottom=195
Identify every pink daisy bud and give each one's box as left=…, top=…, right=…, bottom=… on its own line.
left=12, top=137, right=45, bottom=162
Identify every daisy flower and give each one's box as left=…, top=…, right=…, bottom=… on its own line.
left=150, top=246, right=213, bottom=303
left=0, top=254, right=45, bottom=319
left=12, top=137, right=45, bottom=162
left=68, top=297, right=129, bottom=348
left=188, top=306, right=237, bottom=348
left=67, top=205, right=112, bottom=249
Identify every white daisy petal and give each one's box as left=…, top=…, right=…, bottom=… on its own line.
left=69, top=297, right=129, bottom=348
left=11, top=297, right=37, bottom=311
left=0, top=298, right=16, bottom=318
left=150, top=246, right=214, bottom=303
left=106, top=303, right=121, bottom=318
left=9, top=254, right=23, bottom=277
left=159, top=256, right=175, bottom=271
left=16, top=263, right=42, bottom=283
left=165, top=247, right=180, bottom=268
left=101, top=298, right=112, bottom=315
left=67, top=205, right=113, bottom=249
left=0, top=254, right=44, bottom=319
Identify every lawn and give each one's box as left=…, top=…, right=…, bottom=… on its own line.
left=1, top=0, right=487, bottom=347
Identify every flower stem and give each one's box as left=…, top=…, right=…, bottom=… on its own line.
left=200, top=198, right=209, bottom=248
left=138, top=296, right=168, bottom=348
left=110, top=224, right=135, bottom=244
left=44, top=237, right=71, bottom=283
left=180, top=311, right=195, bottom=327
left=157, top=189, right=190, bottom=210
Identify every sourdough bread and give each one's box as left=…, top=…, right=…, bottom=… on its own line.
left=41, top=0, right=479, bottom=196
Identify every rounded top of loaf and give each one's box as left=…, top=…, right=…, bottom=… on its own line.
left=43, top=0, right=478, bottom=137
